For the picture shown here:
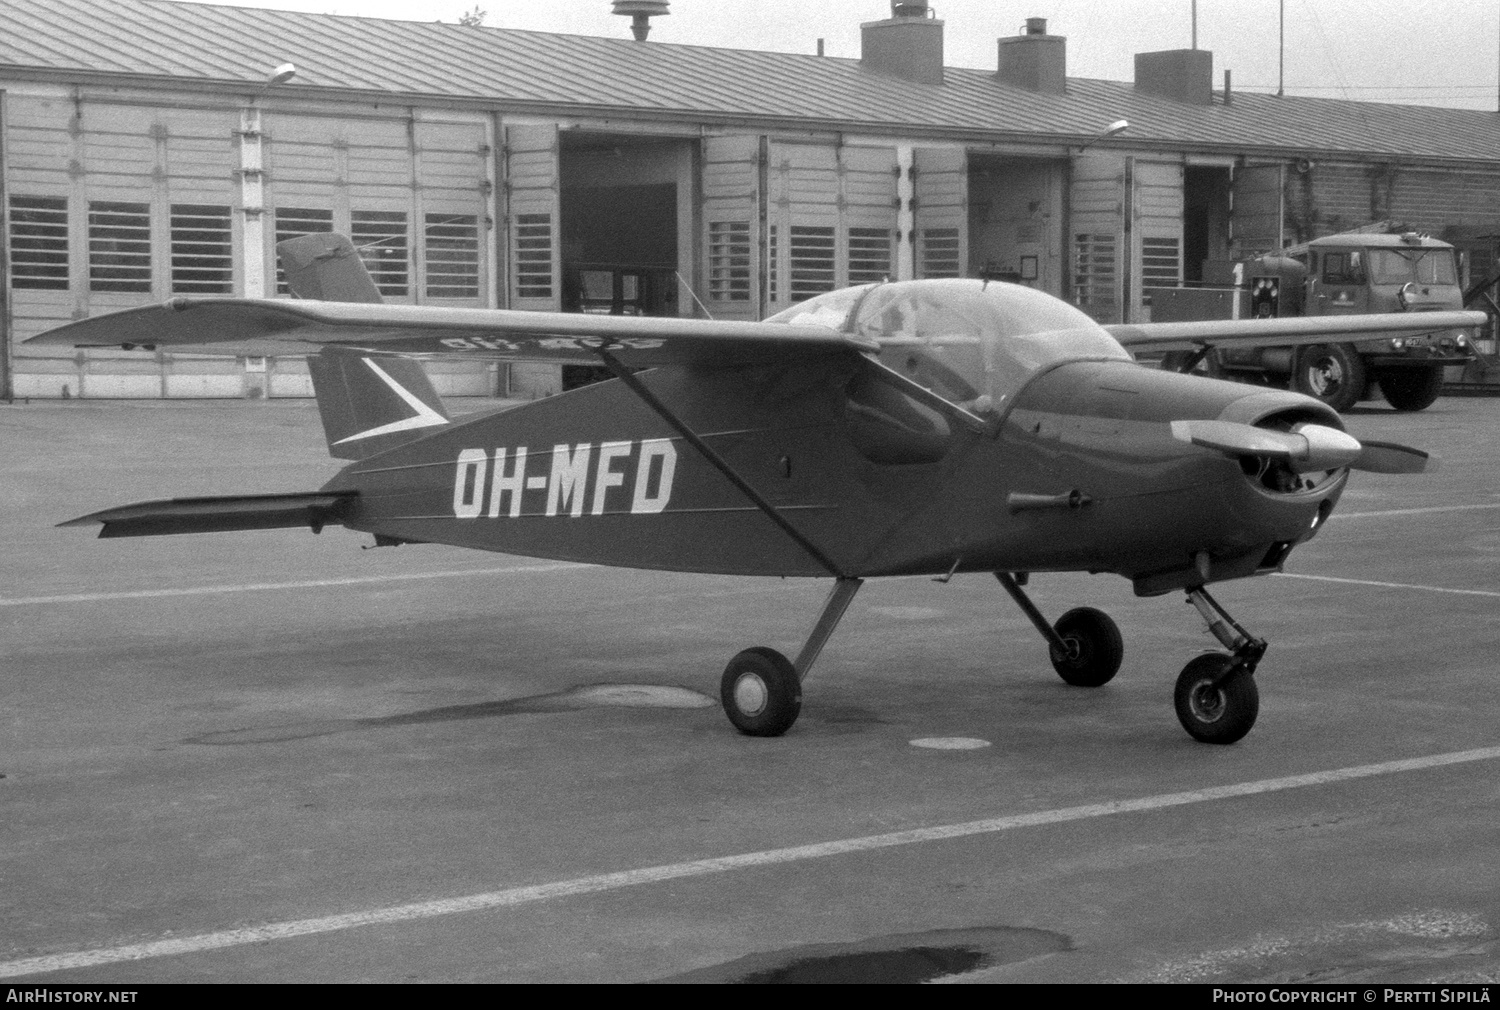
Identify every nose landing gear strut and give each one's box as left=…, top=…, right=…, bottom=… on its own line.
left=1176, top=586, right=1265, bottom=744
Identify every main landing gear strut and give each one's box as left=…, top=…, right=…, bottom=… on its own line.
left=996, top=573, right=1265, bottom=745
left=720, top=577, right=864, bottom=737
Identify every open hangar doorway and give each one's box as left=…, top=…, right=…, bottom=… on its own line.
left=557, top=132, right=693, bottom=389
left=966, top=154, right=1065, bottom=296
left=1184, top=162, right=1233, bottom=284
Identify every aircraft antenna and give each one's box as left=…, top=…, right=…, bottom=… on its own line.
left=675, top=271, right=716, bottom=320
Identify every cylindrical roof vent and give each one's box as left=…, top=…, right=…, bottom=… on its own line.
left=612, top=1, right=670, bottom=42
left=891, top=2, right=933, bottom=18
left=1025, top=17, right=1047, bottom=34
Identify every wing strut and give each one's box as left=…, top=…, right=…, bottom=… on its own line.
left=593, top=347, right=847, bottom=579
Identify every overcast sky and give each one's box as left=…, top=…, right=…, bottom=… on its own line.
left=186, top=0, right=1500, bottom=110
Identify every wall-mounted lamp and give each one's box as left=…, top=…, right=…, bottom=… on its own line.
left=1078, top=119, right=1129, bottom=152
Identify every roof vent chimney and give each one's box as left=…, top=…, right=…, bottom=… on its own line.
left=612, top=1, right=669, bottom=42
left=861, top=2, right=944, bottom=85
left=996, top=16, right=1066, bottom=94
left=1134, top=48, right=1214, bottom=104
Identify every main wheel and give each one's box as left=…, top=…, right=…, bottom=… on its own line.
left=1049, top=607, right=1124, bottom=687
left=721, top=646, right=801, bottom=737
left=1293, top=343, right=1366, bottom=412
left=1173, top=653, right=1259, bottom=744
left=1378, top=366, right=1444, bottom=411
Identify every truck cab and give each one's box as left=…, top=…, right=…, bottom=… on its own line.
left=1153, top=231, right=1474, bottom=412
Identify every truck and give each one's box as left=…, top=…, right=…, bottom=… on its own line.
left=1148, top=230, right=1477, bottom=412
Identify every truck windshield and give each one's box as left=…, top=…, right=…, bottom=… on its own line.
left=1367, top=248, right=1458, bottom=286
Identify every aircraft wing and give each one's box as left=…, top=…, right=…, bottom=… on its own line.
left=24, top=298, right=870, bottom=367
left=1106, top=310, right=1485, bottom=353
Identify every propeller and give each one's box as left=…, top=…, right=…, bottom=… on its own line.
left=1169, top=420, right=1436, bottom=474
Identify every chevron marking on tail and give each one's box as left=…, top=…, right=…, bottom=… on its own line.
left=332, top=357, right=450, bottom=446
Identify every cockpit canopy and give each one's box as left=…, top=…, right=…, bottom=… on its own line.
left=766, top=279, right=1130, bottom=413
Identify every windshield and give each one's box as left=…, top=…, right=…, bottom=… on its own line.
left=763, top=285, right=876, bottom=329
left=1367, top=248, right=1458, bottom=286
left=850, top=279, right=1129, bottom=412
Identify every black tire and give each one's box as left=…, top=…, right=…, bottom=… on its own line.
left=1049, top=607, right=1124, bottom=687
left=720, top=646, right=801, bottom=737
left=1292, top=343, right=1366, bottom=412
left=1378, top=366, right=1444, bottom=411
left=1173, top=653, right=1259, bottom=744
left=1158, top=351, right=1224, bottom=377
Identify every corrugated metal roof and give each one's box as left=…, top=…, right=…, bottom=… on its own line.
left=3, top=0, right=1499, bottom=164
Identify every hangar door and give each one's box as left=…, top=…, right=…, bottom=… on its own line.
left=701, top=134, right=762, bottom=321
left=505, top=123, right=560, bottom=312
left=5, top=95, right=242, bottom=397
left=1231, top=162, right=1285, bottom=258
left=913, top=147, right=967, bottom=279
left=1070, top=153, right=1125, bottom=323
left=764, top=141, right=899, bottom=315
left=267, top=112, right=491, bottom=307
left=1134, top=161, right=1185, bottom=319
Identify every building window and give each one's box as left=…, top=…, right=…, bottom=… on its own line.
left=9, top=196, right=69, bottom=290
left=170, top=204, right=233, bottom=294
left=88, top=201, right=151, bottom=293
left=274, top=207, right=333, bottom=294
left=514, top=212, right=553, bottom=300
left=919, top=228, right=961, bottom=279
left=788, top=225, right=836, bottom=301
left=1074, top=233, right=1118, bottom=316
left=425, top=214, right=480, bottom=299
left=1140, top=235, right=1181, bottom=304
left=708, top=220, right=751, bottom=302
left=847, top=227, right=893, bottom=285
left=351, top=210, right=409, bottom=298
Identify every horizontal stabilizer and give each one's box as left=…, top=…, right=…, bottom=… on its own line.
left=276, top=233, right=384, bottom=303
left=60, top=492, right=357, bottom=538
left=1109, top=310, right=1486, bottom=354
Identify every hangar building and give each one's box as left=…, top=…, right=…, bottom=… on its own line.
left=2, top=0, right=1499, bottom=399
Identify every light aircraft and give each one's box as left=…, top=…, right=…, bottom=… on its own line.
left=30, top=235, right=1485, bottom=744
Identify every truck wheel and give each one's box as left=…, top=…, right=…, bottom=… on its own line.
left=1378, top=367, right=1444, bottom=411
left=1293, top=343, right=1366, bottom=412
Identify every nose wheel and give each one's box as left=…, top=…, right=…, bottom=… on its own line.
left=1174, top=587, right=1267, bottom=744
left=1174, top=652, right=1260, bottom=744
left=996, top=574, right=1268, bottom=743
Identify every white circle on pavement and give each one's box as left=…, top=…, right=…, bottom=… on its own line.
left=909, top=737, right=992, bottom=750
left=569, top=685, right=715, bottom=709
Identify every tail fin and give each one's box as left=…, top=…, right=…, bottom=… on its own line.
left=276, top=233, right=384, bottom=303
left=308, top=347, right=452, bottom=460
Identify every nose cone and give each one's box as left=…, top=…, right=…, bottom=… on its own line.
left=1292, top=423, right=1362, bottom=472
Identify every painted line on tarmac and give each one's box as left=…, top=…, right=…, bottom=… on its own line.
left=1276, top=572, right=1500, bottom=599
left=5, top=744, right=1500, bottom=979
left=1334, top=502, right=1500, bottom=520
left=0, top=563, right=588, bottom=607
